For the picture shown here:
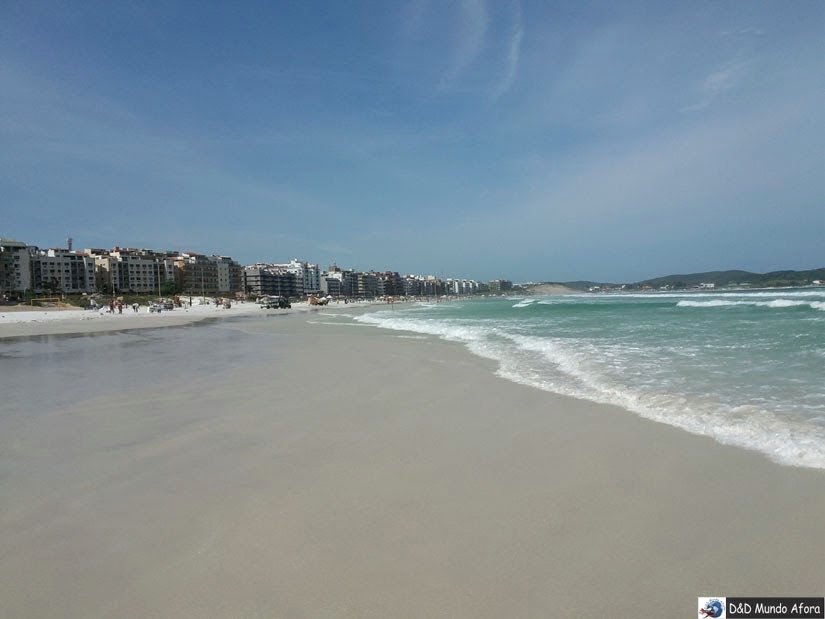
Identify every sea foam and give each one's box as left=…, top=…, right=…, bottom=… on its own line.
left=355, top=298, right=825, bottom=469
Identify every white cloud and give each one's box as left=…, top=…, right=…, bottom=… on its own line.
left=491, top=0, right=523, bottom=100
left=461, top=87, right=823, bottom=262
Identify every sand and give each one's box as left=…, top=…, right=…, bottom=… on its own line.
left=0, top=310, right=823, bottom=618
left=0, top=299, right=378, bottom=339
left=523, top=283, right=579, bottom=295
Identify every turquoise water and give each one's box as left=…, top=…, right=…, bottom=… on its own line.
left=354, top=289, right=825, bottom=469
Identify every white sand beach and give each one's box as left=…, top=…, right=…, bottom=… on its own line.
left=0, top=309, right=823, bottom=618
left=0, top=299, right=375, bottom=339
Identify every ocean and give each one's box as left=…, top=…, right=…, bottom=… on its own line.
left=353, top=289, right=825, bottom=469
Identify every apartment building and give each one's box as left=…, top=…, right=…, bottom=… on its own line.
left=285, top=259, right=321, bottom=295
left=403, top=275, right=443, bottom=297
left=3, top=236, right=486, bottom=301
left=319, top=276, right=342, bottom=297
left=356, top=272, right=381, bottom=298
left=90, top=247, right=176, bottom=294
left=445, top=278, right=479, bottom=295
left=211, top=256, right=243, bottom=294
left=378, top=271, right=404, bottom=297
left=488, top=279, right=513, bottom=294
left=32, top=248, right=96, bottom=294
left=320, top=266, right=343, bottom=297
left=174, top=253, right=220, bottom=295
left=317, top=267, right=361, bottom=298
left=87, top=249, right=240, bottom=295
left=243, top=265, right=301, bottom=298
left=0, top=238, right=32, bottom=297
left=341, top=270, right=359, bottom=298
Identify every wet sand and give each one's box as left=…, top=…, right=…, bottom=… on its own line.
left=0, top=312, right=823, bottom=618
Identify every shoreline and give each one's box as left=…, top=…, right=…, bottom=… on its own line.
left=4, top=298, right=822, bottom=472
left=5, top=297, right=823, bottom=471
left=1, top=309, right=823, bottom=617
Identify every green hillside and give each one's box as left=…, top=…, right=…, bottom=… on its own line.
left=631, top=267, right=825, bottom=289
left=534, top=268, right=825, bottom=291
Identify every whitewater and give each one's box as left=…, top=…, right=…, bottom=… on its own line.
left=354, top=288, right=825, bottom=469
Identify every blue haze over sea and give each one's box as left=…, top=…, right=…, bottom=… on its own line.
left=355, top=289, right=825, bottom=469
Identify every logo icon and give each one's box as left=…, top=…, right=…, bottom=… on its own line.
left=698, top=597, right=725, bottom=618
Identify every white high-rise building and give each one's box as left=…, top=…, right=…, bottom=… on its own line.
left=287, top=259, right=321, bottom=294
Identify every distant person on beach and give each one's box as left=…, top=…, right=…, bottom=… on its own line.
left=109, top=300, right=115, bottom=314
left=132, top=303, right=139, bottom=313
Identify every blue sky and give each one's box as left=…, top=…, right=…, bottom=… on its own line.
left=2, top=1, right=823, bottom=282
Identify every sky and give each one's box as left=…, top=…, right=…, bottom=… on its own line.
left=1, top=1, right=823, bottom=283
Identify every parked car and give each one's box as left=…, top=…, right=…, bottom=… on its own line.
left=261, top=296, right=291, bottom=309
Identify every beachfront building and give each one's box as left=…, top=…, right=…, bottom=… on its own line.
left=0, top=238, right=33, bottom=298
left=320, top=265, right=344, bottom=297
left=341, top=270, right=358, bottom=298
left=210, top=255, right=243, bottom=294
left=488, top=279, right=513, bottom=294
left=373, top=273, right=387, bottom=298
left=87, top=248, right=115, bottom=292
left=243, top=265, right=301, bottom=298
left=254, top=259, right=320, bottom=296
left=403, top=274, right=443, bottom=297
left=295, top=265, right=408, bottom=299
left=2, top=235, right=491, bottom=302
left=320, top=276, right=342, bottom=297
left=174, top=253, right=219, bottom=296
left=445, top=278, right=481, bottom=295
left=89, top=249, right=241, bottom=296
left=402, top=275, right=423, bottom=297
left=428, top=275, right=445, bottom=296
left=285, top=259, right=321, bottom=295
left=31, top=248, right=97, bottom=295
left=378, top=271, right=404, bottom=297
left=90, top=247, right=176, bottom=295
left=319, top=267, right=358, bottom=298
left=356, top=272, right=381, bottom=298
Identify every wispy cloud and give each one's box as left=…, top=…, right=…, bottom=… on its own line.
left=719, top=27, right=765, bottom=38
left=456, top=83, right=824, bottom=278
left=3, top=1, right=822, bottom=279
left=682, top=61, right=750, bottom=113
left=491, top=0, right=523, bottom=100
left=440, top=0, right=489, bottom=89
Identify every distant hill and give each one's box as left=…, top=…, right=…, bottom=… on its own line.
left=633, top=267, right=825, bottom=289
left=522, top=268, right=825, bottom=294
left=538, top=268, right=825, bottom=291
